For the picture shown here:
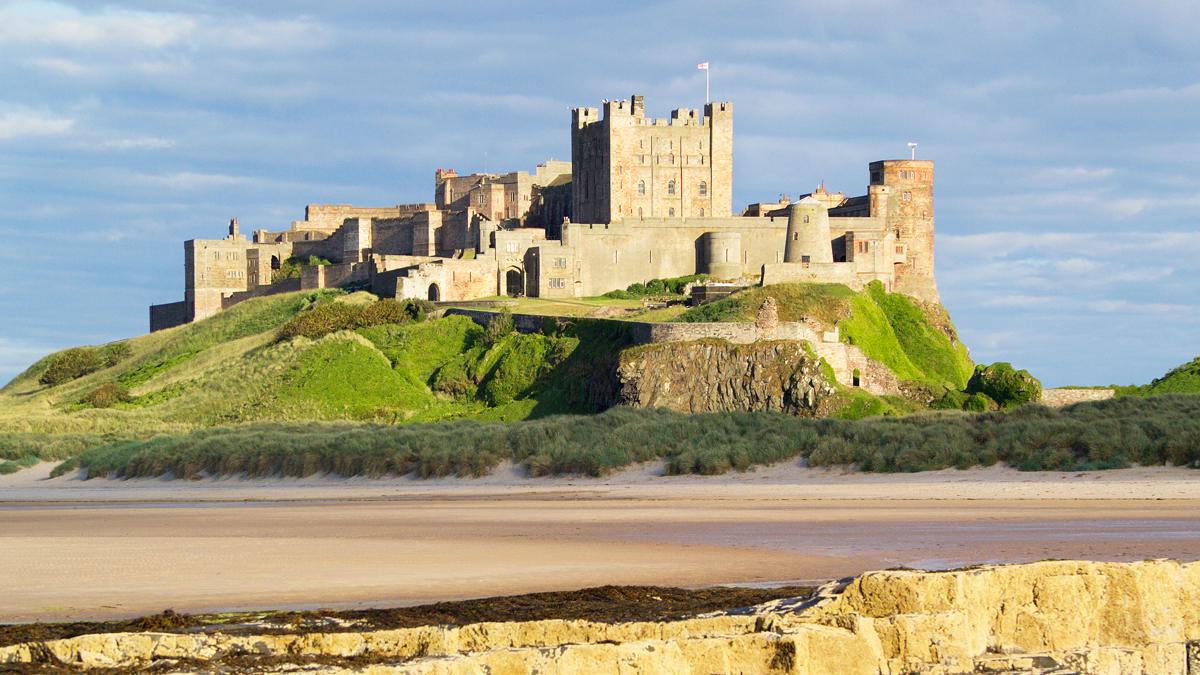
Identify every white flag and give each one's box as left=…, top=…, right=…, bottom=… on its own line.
left=697, top=62, right=709, bottom=70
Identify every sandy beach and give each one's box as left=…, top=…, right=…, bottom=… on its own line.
left=2, top=461, right=1200, bottom=623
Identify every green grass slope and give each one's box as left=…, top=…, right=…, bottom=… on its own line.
left=1112, top=356, right=1200, bottom=397
left=676, top=281, right=973, bottom=390
left=0, top=291, right=627, bottom=451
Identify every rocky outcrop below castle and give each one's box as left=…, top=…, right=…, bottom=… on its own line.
left=615, top=340, right=837, bottom=415
left=5, top=559, right=1198, bottom=673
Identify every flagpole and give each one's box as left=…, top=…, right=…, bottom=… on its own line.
left=706, top=66, right=710, bottom=103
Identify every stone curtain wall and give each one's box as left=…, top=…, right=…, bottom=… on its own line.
left=148, top=301, right=189, bottom=332
left=1041, top=388, right=1117, bottom=407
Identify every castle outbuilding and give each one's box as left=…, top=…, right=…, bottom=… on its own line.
left=150, top=95, right=939, bottom=331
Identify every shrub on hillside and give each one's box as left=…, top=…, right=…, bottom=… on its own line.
left=603, top=274, right=709, bottom=299
left=276, top=299, right=430, bottom=341
left=483, top=310, right=515, bottom=345
left=100, top=342, right=132, bottom=368
left=83, top=383, right=132, bottom=408
left=39, top=348, right=104, bottom=386
left=967, top=362, right=1042, bottom=409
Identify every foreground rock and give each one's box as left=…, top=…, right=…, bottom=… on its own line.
left=3, top=560, right=1199, bottom=673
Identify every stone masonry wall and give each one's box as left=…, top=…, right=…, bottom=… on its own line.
left=1041, top=388, right=1117, bottom=407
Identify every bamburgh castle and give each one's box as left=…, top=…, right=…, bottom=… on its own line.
left=150, top=95, right=938, bottom=330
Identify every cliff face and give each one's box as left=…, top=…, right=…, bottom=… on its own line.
left=4, top=560, right=1198, bottom=673
left=615, top=340, right=837, bottom=416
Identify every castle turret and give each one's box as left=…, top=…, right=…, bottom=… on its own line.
left=783, top=197, right=832, bottom=264
left=869, top=159, right=937, bottom=302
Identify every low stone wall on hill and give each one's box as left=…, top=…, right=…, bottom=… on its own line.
left=1042, top=387, right=1117, bottom=407
left=4, top=560, right=1198, bottom=673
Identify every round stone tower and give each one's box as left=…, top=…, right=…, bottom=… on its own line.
left=703, top=231, right=742, bottom=280
left=783, top=197, right=833, bottom=264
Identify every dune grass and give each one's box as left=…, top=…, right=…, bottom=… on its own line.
left=54, top=394, right=1200, bottom=480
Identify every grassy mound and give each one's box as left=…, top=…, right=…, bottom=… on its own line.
left=0, top=291, right=627, bottom=445
left=55, top=394, right=1200, bottom=479
left=1113, top=356, right=1200, bottom=397
left=676, top=281, right=973, bottom=389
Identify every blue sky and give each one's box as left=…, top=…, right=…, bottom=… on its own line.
left=1, top=0, right=1197, bottom=387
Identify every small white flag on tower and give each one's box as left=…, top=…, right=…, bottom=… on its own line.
left=697, top=62, right=709, bottom=70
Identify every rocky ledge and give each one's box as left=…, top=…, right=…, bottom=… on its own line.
left=3, top=559, right=1199, bottom=673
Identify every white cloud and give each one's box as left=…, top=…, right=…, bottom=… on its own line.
left=91, top=137, right=176, bottom=151
left=1085, top=299, right=1189, bottom=315
left=0, top=2, right=328, bottom=53
left=940, top=231, right=1200, bottom=260
left=0, top=1, right=194, bottom=49
left=28, top=56, right=89, bottom=76
left=137, top=171, right=249, bottom=190
left=1030, top=165, right=1115, bottom=183
left=0, top=108, right=75, bottom=140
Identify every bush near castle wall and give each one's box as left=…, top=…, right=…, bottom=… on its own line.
left=967, top=362, right=1042, bottom=410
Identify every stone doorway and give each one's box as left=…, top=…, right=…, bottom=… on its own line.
left=505, top=268, right=524, bottom=297
left=427, top=283, right=441, bottom=301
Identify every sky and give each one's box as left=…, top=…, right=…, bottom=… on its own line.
left=0, top=0, right=1197, bottom=387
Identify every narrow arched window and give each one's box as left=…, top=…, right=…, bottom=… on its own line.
left=669, top=207, right=675, bottom=217
left=699, top=207, right=705, bottom=217
left=699, top=181, right=707, bottom=196
left=667, top=180, right=676, bottom=195
left=637, top=180, right=645, bottom=195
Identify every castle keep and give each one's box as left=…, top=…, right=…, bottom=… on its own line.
left=150, top=95, right=939, bottom=331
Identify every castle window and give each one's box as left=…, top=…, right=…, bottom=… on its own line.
left=505, top=241, right=519, bottom=253
left=669, top=207, right=675, bottom=217
left=699, top=207, right=704, bottom=217
left=553, top=257, right=567, bottom=269
left=699, top=155, right=704, bottom=165
left=637, top=180, right=645, bottom=195
left=902, top=191, right=912, bottom=202
left=793, top=233, right=798, bottom=241
left=801, top=255, right=811, bottom=264
left=667, top=180, right=676, bottom=195
left=549, top=278, right=566, bottom=289
left=640, top=155, right=645, bottom=164
left=699, top=181, right=707, bottom=196
left=669, top=154, right=674, bottom=165
left=803, top=215, right=809, bottom=223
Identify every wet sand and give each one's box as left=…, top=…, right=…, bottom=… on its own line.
left=2, top=462, right=1199, bottom=623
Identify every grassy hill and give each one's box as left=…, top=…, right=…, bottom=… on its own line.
left=1112, top=356, right=1200, bottom=397
left=677, top=281, right=975, bottom=390
left=0, top=291, right=632, bottom=440
left=0, top=282, right=983, bottom=472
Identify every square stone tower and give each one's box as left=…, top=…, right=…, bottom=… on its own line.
left=571, top=95, right=732, bottom=223
left=868, top=159, right=938, bottom=302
